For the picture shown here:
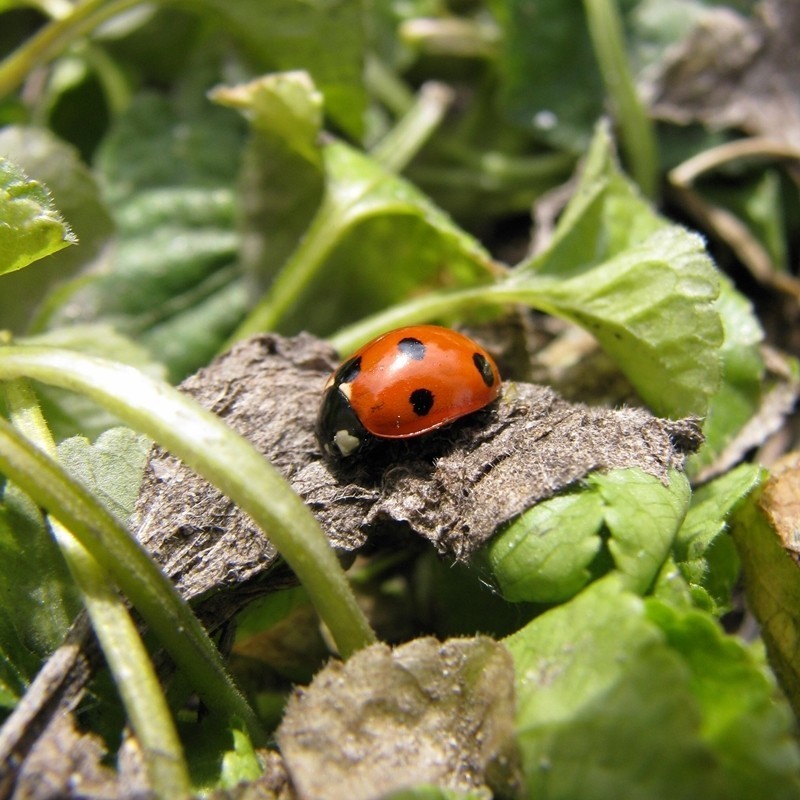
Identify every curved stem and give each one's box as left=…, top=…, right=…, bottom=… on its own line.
left=369, top=82, right=455, bottom=173
left=0, top=417, right=264, bottom=746
left=3, top=380, right=191, bottom=800
left=52, top=523, right=192, bottom=798
left=226, top=192, right=342, bottom=343
left=0, top=0, right=141, bottom=99
left=0, top=347, right=376, bottom=659
left=364, top=56, right=415, bottom=117
left=327, top=284, right=507, bottom=355
left=2, top=379, right=191, bottom=798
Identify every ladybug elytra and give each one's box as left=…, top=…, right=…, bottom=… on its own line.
left=317, top=325, right=501, bottom=458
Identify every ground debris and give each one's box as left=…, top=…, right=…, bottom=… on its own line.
left=277, top=636, right=520, bottom=800
left=648, top=0, right=800, bottom=148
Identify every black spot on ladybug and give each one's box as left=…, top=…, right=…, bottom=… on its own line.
left=336, top=355, right=362, bottom=385
left=409, top=388, right=434, bottom=417
left=473, top=353, right=495, bottom=388
left=397, top=337, right=426, bottom=361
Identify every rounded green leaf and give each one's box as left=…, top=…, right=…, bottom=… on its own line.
left=0, top=157, right=76, bottom=276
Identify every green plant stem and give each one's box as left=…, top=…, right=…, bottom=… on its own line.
left=51, top=523, right=192, bottom=797
left=399, top=17, right=500, bottom=59
left=226, top=191, right=344, bottom=343
left=0, top=416, right=264, bottom=746
left=582, top=0, right=658, bottom=198
left=327, top=284, right=507, bottom=355
left=0, top=346, right=376, bottom=660
left=2, top=379, right=191, bottom=798
left=370, top=82, right=455, bottom=173
left=443, top=146, right=576, bottom=185
left=327, top=276, right=592, bottom=355
left=0, top=0, right=141, bottom=99
left=364, top=56, right=416, bottom=117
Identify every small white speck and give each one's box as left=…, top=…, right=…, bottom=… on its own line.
left=533, top=110, right=558, bottom=130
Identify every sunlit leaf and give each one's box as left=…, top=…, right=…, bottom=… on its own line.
left=486, top=469, right=689, bottom=603
left=0, top=157, right=76, bottom=277
left=506, top=123, right=722, bottom=418
left=506, top=577, right=800, bottom=800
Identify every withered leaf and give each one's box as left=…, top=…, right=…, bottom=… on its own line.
left=133, top=333, right=701, bottom=601
left=731, top=455, right=800, bottom=719
left=276, top=636, right=519, bottom=800
left=7, top=713, right=119, bottom=800
left=760, top=454, right=800, bottom=559
left=0, top=622, right=94, bottom=798
left=649, top=0, right=800, bottom=148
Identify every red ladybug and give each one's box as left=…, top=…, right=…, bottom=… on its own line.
left=317, top=325, right=501, bottom=458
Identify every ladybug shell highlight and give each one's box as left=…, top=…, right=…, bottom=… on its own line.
left=317, top=325, right=501, bottom=458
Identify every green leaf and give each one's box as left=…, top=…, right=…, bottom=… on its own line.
left=646, top=600, right=800, bottom=796
left=0, top=620, right=29, bottom=712
left=0, top=126, right=114, bottom=334
left=485, top=469, right=689, bottom=603
left=703, top=168, right=789, bottom=271
left=668, top=463, right=762, bottom=613
left=527, top=120, right=662, bottom=267
left=234, top=127, right=499, bottom=338
left=297, top=140, right=498, bottom=335
left=220, top=727, right=262, bottom=788
left=524, top=227, right=721, bottom=419
left=593, top=469, right=690, bottom=594
left=57, top=427, right=151, bottom=523
left=0, top=480, right=80, bottom=682
left=484, top=490, right=606, bottom=604
left=95, top=93, right=245, bottom=200
left=505, top=577, right=800, bottom=800
left=688, top=277, right=765, bottom=474
left=0, top=156, right=76, bottom=277
left=507, top=123, right=723, bottom=418
left=44, top=94, right=249, bottom=380
left=212, top=71, right=324, bottom=164
left=190, top=0, right=365, bottom=139
left=494, top=0, right=603, bottom=152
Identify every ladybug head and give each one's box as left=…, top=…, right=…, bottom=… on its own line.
left=316, top=384, right=370, bottom=459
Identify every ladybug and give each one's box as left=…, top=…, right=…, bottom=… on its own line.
left=317, top=325, right=501, bottom=458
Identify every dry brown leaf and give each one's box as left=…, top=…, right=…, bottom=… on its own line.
left=650, top=0, right=800, bottom=148
left=276, top=637, right=520, bottom=800
left=760, top=453, right=800, bottom=558
left=132, top=333, right=700, bottom=606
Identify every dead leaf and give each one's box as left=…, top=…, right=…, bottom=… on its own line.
left=276, top=637, right=520, bottom=800
left=0, top=624, right=94, bottom=799
left=8, top=713, right=119, bottom=800
left=132, top=333, right=700, bottom=604
left=649, top=0, right=800, bottom=148
left=760, top=453, right=800, bottom=559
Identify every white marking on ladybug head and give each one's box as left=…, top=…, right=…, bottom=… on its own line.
left=334, top=429, right=361, bottom=457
